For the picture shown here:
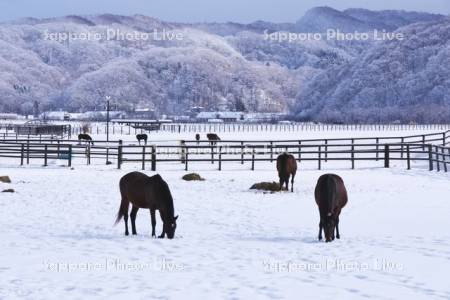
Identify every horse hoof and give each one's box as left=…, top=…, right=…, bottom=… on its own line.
left=336, top=235, right=340, bottom=239
left=125, top=232, right=129, bottom=236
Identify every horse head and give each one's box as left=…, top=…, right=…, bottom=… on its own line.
left=164, top=215, right=178, bottom=239
left=323, top=212, right=336, bottom=242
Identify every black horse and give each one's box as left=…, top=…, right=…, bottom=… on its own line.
left=136, top=134, right=148, bottom=145
left=207, top=133, right=221, bottom=146
left=276, top=153, right=297, bottom=192
left=315, top=174, right=348, bottom=242
left=115, top=172, right=178, bottom=239
left=78, top=133, right=94, bottom=145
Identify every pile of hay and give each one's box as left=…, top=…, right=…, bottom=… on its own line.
left=250, top=182, right=283, bottom=192
left=0, top=176, right=11, bottom=183
left=182, top=173, right=205, bottom=181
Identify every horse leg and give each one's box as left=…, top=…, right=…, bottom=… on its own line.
left=335, top=216, right=340, bottom=239
left=158, top=210, right=165, bottom=238
left=279, top=177, right=283, bottom=191
left=318, top=220, right=323, bottom=241
left=150, top=208, right=156, bottom=238
left=130, top=205, right=139, bottom=235
left=285, top=175, right=289, bottom=191
left=291, top=173, right=295, bottom=192
left=124, top=212, right=129, bottom=236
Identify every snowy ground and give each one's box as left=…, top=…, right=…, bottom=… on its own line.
left=1, top=159, right=450, bottom=299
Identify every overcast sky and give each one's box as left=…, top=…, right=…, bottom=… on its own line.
left=0, top=0, right=449, bottom=23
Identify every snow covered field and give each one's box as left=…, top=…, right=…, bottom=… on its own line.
left=1, top=159, right=450, bottom=299
left=1, top=128, right=450, bottom=299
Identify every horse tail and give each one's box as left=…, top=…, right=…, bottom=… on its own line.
left=324, top=175, right=337, bottom=215
left=114, top=190, right=129, bottom=225
left=277, top=153, right=288, bottom=174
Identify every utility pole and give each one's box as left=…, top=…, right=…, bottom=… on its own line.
left=106, top=96, right=111, bottom=142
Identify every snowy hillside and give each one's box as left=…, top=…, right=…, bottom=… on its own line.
left=0, top=8, right=446, bottom=120
left=295, top=18, right=450, bottom=124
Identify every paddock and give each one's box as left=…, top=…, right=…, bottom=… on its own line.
left=1, top=125, right=450, bottom=299
left=1, top=164, right=449, bottom=299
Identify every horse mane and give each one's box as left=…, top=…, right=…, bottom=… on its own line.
left=152, top=174, right=175, bottom=218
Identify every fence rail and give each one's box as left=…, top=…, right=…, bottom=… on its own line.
left=1, top=130, right=450, bottom=173
left=3, top=122, right=450, bottom=137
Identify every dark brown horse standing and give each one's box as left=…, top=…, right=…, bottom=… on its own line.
left=315, top=174, right=348, bottom=242
left=136, top=134, right=148, bottom=145
left=276, top=153, right=297, bottom=192
left=115, top=172, right=178, bottom=239
left=207, top=133, right=221, bottom=146
left=78, top=133, right=94, bottom=145
left=195, top=134, right=200, bottom=145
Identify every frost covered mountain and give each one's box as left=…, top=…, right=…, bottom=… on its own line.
left=0, top=8, right=447, bottom=120
left=0, top=13, right=352, bottom=115
left=295, top=6, right=446, bottom=33
left=295, top=18, right=450, bottom=123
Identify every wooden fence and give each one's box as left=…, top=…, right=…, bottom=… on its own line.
left=1, top=130, right=450, bottom=173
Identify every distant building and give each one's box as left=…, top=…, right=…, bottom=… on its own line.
left=196, top=111, right=245, bottom=123
left=127, top=108, right=156, bottom=120
left=40, top=111, right=70, bottom=121
left=195, top=111, right=287, bottom=123
left=0, top=113, right=20, bottom=120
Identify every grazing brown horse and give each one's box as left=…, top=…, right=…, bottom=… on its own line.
left=136, top=134, right=148, bottom=145
left=115, top=172, right=178, bottom=239
left=195, top=133, right=200, bottom=145
left=207, top=133, right=221, bottom=146
left=276, top=153, right=297, bottom=192
left=78, top=133, right=94, bottom=145
left=315, top=174, right=348, bottom=242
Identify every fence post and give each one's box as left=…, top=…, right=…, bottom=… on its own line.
left=20, top=144, right=24, bottom=165
left=151, top=145, right=156, bottom=171
left=428, top=144, right=433, bottom=171
left=384, top=145, right=390, bottom=168
left=298, top=141, right=302, bottom=162
left=185, top=150, right=188, bottom=171
left=443, top=132, right=446, bottom=146
left=27, top=140, right=30, bottom=165
left=180, top=140, right=186, bottom=164
left=318, top=146, right=322, bottom=170
left=442, top=147, right=447, bottom=172
left=406, top=144, right=411, bottom=170
left=86, top=145, right=91, bottom=165
left=142, top=146, right=146, bottom=170
left=219, top=146, right=222, bottom=171
left=211, top=145, right=215, bottom=164
left=117, top=142, right=123, bottom=169
left=376, top=138, right=380, bottom=161
left=68, top=145, right=72, bottom=167
left=401, top=138, right=404, bottom=159
left=270, top=141, right=273, bottom=162
left=241, top=142, right=244, bottom=164
left=251, top=148, right=255, bottom=171
left=325, top=140, right=328, bottom=162
left=351, top=143, right=355, bottom=170
left=44, top=145, right=48, bottom=166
